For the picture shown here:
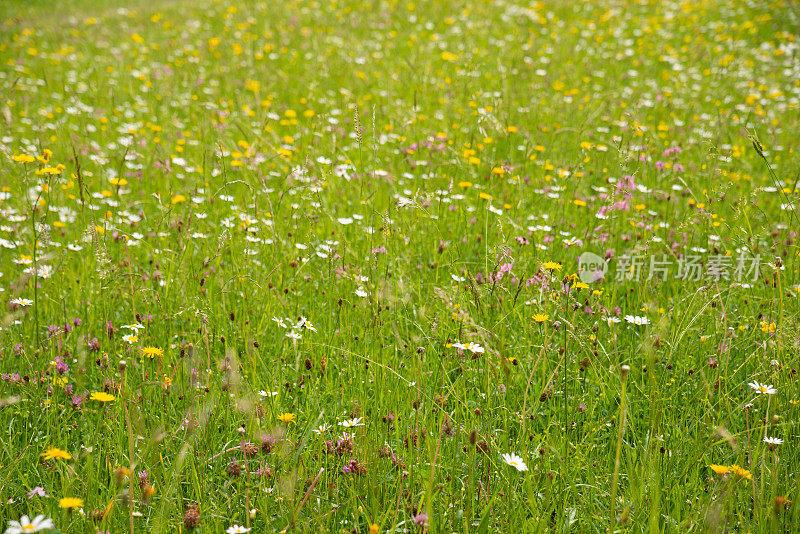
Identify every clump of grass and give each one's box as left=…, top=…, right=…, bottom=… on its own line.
left=0, top=0, right=798, bottom=532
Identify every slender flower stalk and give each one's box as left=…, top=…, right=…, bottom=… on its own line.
left=610, top=365, right=630, bottom=529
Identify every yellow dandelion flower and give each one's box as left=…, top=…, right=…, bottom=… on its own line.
left=729, top=465, right=752, bottom=480
left=245, top=79, right=260, bottom=93
left=35, top=166, right=62, bottom=175
left=709, top=464, right=729, bottom=475
left=12, top=154, right=36, bottom=163
left=277, top=413, right=296, bottom=424
left=42, top=447, right=72, bottom=461
left=60, top=497, right=84, bottom=509
left=90, top=392, right=115, bottom=403
left=142, top=346, right=164, bottom=358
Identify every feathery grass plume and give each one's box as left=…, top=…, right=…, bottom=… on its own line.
left=353, top=104, right=363, bottom=147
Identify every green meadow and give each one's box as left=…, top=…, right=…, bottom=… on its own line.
left=0, top=0, right=799, bottom=532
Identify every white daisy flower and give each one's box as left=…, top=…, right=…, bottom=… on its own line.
left=296, top=316, right=317, bottom=332
left=624, top=315, right=649, bottom=326
left=4, top=514, right=54, bottom=533
left=748, top=381, right=777, bottom=395
left=453, top=342, right=485, bottom=354
left=312, top=423, right=332, bottom=435
left=501, top=453, right=528, bottom=472
left=338, top=417, right=364, bottom=428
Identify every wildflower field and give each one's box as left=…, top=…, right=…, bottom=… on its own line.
left=1, top=0, right=799, bottom=531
